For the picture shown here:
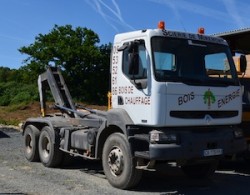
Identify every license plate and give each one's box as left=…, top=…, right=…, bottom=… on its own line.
left=203, top=149, right=223, bottom=157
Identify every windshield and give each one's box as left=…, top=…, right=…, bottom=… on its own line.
left=151, top=37, right=238, bottom=86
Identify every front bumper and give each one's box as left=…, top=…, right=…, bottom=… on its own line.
left=135, top=127, right=247, bottom=161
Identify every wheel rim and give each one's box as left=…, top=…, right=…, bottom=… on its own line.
left=25, top=134, right=32, bottom=154
left=108, top=146, right=124, bottom=176
left=41, top=135, right=51, bottom=158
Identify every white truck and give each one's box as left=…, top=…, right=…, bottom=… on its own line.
left=23, top=21, right=246, bottom=189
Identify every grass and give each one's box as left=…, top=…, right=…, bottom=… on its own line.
left=0, top=118, right=20, bottom=126
left=6, top=102, right=30, bottom=112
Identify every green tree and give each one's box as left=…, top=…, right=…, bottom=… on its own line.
left=19, top=25, right=111, bottom=104
left=93, top=43, right=112, bottom=103
left=0, top=67, right=11, bottom=82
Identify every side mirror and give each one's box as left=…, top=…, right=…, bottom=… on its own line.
left=240, top=55, right=247, bottom=73
left=128, top=41, right=139, bottom=75
left=128, top=53, right=139, bottom=75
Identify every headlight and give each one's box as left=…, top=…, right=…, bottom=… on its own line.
left=150, top=130, right=160, bottom=142
left=150, top=130, right=178, bottom=144
left=234, top=128, right=244, bottom=138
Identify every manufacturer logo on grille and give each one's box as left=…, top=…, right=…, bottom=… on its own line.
left=205, top=114, right=212, bottom=125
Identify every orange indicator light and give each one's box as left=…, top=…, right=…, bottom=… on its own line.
left=198, top=27, right=205, bottom=34
left=158, top=21, right=165, bottom=30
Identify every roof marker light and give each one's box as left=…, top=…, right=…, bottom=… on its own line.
left=158, top=21, right=165, bottom=30
left=198, top=27, right=205, bottom=34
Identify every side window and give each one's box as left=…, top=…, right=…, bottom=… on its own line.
left=122, top=43, right=147, bottom=79
left=154, top=52, right=176, bottom=71
left=205, top=53, right=232, bottom=78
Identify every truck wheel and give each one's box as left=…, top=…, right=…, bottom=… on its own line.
left=38, top=126, right=63, bottom=167
left=60, top=153, right=74, bottom=167
left=182, top=161, right=218, bottom=179
left=102, top=133, right=142, bottom=189
left=243, top=143, right=250, bottom=163
left=24, top=125, right=40, bottom=162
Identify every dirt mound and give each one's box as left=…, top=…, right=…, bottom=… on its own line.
left=0, top=102, right=108, bottom=126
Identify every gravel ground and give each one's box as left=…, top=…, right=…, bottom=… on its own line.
left=1, top=127, right=250, bottom=195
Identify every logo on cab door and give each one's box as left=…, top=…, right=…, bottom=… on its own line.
left=203, top=89, right=216, bottom=109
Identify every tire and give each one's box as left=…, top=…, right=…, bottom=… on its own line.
left=244, top=156, right=250, bottom=163
left=182, top=160, right=218, bottom=179
left=24, top=125, right=40, bottom=162
left=243, top=143, right=250, bottom=163
left=60, top=153, right=74, bottom=167
left=102, top=133, right=142, bottom=189
left=38, top=126, right=63, bottom=167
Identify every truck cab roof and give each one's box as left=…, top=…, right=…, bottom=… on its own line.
left=114, top=28, right=228, bottom=46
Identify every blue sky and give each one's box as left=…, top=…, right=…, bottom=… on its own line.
left=1, top=0, right=250, bottom=69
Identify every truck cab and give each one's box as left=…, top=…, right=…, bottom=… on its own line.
left=112, top=23, right=242, bottom=127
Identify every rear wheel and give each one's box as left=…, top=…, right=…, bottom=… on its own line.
left=182, top=160, right=218, bottom=179
left=38, top=126, right=63, bottom=167
left=102, top=133, right=142, bottom=189
left=24, top=125, right=40, bottom=162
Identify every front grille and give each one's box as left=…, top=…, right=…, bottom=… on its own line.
left=170, top=111, right=238, bottom=119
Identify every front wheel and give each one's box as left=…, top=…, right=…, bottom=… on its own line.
left=243, top=142, right=250, bottom=163
left=102, top=133, right=142, bottom=189
left=38, top=126, right=63, bottom=167
left=182, top=160, right=218, bottom=179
